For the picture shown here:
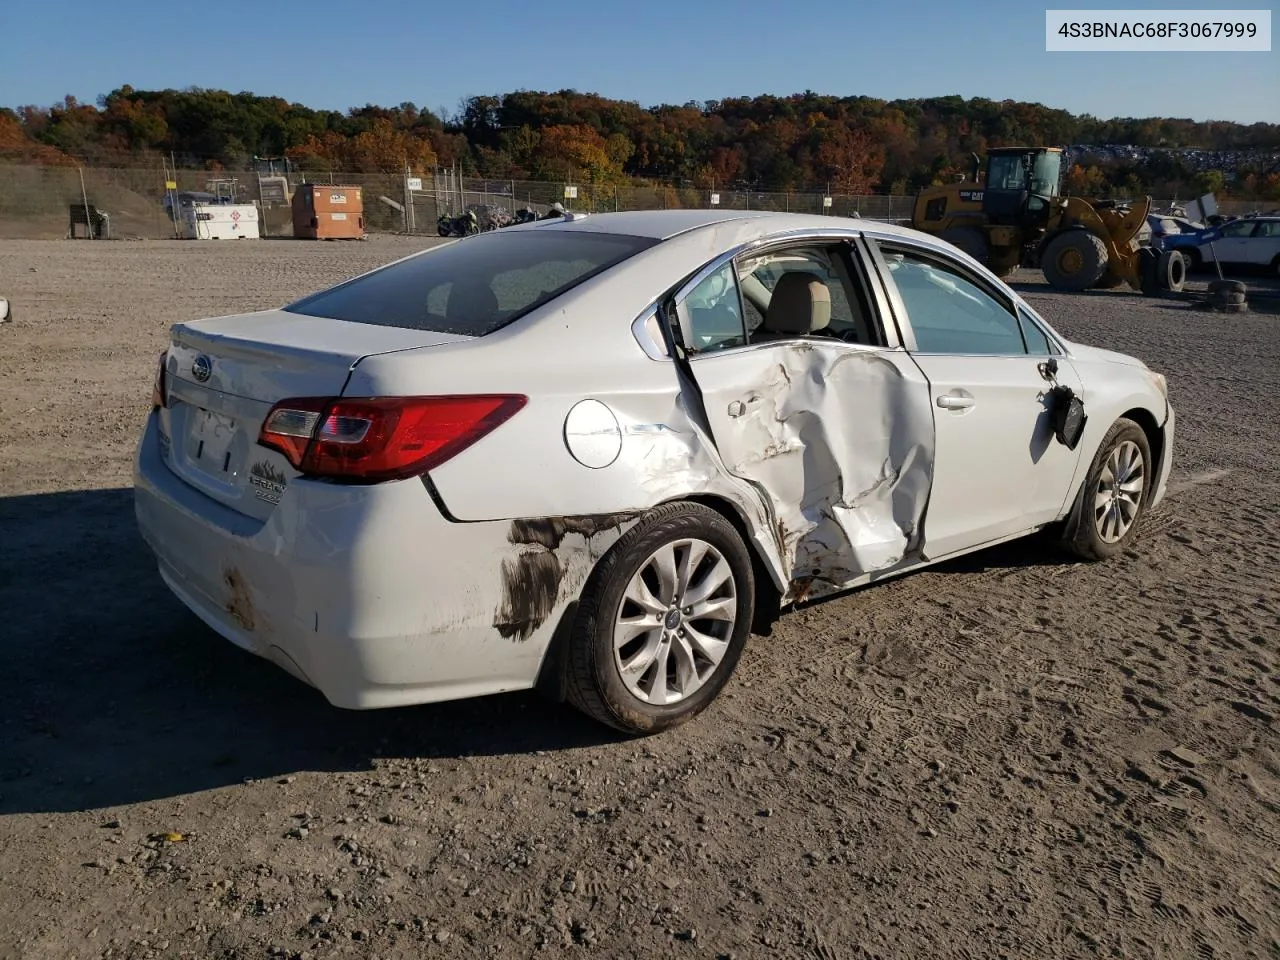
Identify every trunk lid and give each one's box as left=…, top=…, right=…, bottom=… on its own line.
left=159, top=309, right=469, bottom=520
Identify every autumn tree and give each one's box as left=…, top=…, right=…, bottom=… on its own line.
left=0, top=110, right=76, bottom=164
left=3, top=85, right=1276, bottom=202
left=814, top=123, right=885, bottom=194
left=1065, top=163, right=1107, bottom=196
left=347, top=119, right=436, bottom=173
left=534, top=124, right=622, bottom=182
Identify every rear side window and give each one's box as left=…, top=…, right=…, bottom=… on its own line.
left=285, top=231, right=657, bottom=336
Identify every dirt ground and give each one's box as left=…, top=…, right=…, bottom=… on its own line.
left=0, top=236, right=1277, bottom=960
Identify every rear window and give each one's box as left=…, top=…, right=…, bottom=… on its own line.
left=284, top=230, right=657, bottom=336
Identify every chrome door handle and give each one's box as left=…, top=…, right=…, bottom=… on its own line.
left=936, top=395, right=975, bottom=410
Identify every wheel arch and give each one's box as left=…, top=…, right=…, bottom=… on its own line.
left=1060, top=403, right=1164, bottom=542
left=1119, top=405, right=1166, bottom=489
left=677, top=493, right=784, bottom=636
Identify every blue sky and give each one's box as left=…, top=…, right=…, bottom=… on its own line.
left=1, top=0, right=1276, bottom=124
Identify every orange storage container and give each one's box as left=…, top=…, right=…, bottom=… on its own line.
left=292, top=184, right=366, bottom=239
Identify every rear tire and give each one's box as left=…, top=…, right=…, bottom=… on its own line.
left=1042, top=231, right=1108, bottom=291
left=1063, top=418, right=1152, bottom=561
left=566, top=503, right=755, bottom=736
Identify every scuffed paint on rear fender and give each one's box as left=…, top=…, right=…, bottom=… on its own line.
left=494, top=513, right=639, bottom=641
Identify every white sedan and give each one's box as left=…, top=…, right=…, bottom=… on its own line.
left=134, top=211, right=1175, bottom=735
left=1186, top=215, right=1280, bottom=273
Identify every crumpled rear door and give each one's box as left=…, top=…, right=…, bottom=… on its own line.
left=688, top=341, right=936, bottom=600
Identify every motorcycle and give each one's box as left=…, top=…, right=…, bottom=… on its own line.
left=437, top=212, right=480, bottom=237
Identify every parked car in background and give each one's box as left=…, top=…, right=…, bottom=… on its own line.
left=134, top=210, right=1175, bottom=735
left=1170, top=215, right=1280, bottom=273
left=1146, top=214, right=1209, bottom=250
left=1147, top=215, right=1184, bottom=249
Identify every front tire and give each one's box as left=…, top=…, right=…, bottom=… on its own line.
left=566, top=503, right=754, bottom=735
left=1042, top=231, right=1109, bottom=291
left=1063, top=418, right=1152, bottom=561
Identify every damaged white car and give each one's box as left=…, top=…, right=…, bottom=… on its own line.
left=134, top=211, right=1174, bottom=734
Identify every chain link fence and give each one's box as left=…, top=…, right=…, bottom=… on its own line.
left=0, top=163, right=922, bottom=240
left=0, top=162, right=1270, bottom=240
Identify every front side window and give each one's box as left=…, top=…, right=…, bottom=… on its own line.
left=878, top=244, right=1026, bottom=355
left=1219, top=221, right=1257, bottom=239
left=736, top=246, right=871, bottom=343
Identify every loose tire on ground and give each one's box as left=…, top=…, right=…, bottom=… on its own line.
left=1212, top=291, right=1247, bottom=305
left=1042, top=231, right=1108, bottom=291
left=1207, top=279, right=1246, bottom=295
left=938, top=227, right=989, bottom=264
left=565, top=502, right=755, bottom=735
left=1063, top=418, right=1153, bottom=562
left=1159, top=250, right=1187, bottom=292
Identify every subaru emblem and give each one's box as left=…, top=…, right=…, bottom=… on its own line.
left=192, top=355, right=212, bottom=383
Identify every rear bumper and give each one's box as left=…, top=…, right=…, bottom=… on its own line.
left=133, top=413, right=561, bottom=709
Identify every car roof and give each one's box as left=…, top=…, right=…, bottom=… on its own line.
left=522, top=209, right=924, bottom=243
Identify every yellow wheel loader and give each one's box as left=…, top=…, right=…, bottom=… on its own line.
left=911, top=147, right=1185, bottom=295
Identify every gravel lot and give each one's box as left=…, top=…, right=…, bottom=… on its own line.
left=1, top=237, right=1277, bottom=960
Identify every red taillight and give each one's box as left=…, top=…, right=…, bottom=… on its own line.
left=258, top=395, right=527, bottom=482
left=151, top=351, right=168, bottom=409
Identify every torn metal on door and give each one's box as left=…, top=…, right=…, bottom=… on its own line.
left=690, top=342, right=935, bottom=600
